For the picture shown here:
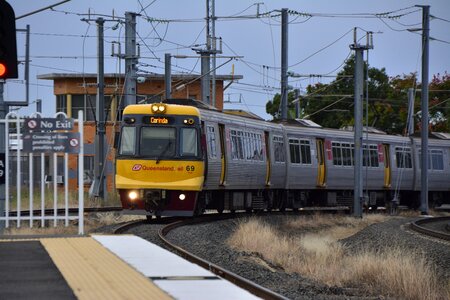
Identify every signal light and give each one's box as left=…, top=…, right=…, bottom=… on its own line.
left=0, top=1, right=19, bottom=79
left=0, top=63, right=6, bottom=77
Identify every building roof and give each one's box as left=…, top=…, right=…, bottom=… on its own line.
left=37, top=73, right=242, bottom=81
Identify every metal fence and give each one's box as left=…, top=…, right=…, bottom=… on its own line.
left=0, top=111, right=84, bottom=234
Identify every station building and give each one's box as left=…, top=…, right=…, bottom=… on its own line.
left=34, top=73, right=241, bottom=193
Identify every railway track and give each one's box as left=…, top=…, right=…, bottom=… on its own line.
left=6, top=206, right=123, bottom=217
left=114, top=213, right=287, bottom=300
left=410, top=216, right=450, bottom=241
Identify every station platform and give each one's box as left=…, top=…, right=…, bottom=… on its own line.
left=0, top=235, right=260, bottom=300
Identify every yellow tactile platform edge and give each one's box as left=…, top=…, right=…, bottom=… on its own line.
left=41, top=237, right=173, bottom=300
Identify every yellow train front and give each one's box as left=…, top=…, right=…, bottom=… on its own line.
left=115, top=103, right=205, bottom=217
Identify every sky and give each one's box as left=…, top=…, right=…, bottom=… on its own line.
left=5, top=0, right=450, bottom=120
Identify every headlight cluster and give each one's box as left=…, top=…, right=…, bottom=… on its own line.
left=151, top=103, right=167, bottom=113
left=128, top=190, right=139, bottom=201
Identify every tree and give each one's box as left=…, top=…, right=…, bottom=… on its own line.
left=265, top=56, right=449, bottom=134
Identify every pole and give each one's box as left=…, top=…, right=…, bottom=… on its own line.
left=165, top=53, right=171, bottom=100
left=92, top=18, right=105, bottom=200
left=280, top=8, right=288, bottom=121
left=25, top=25, right=30, bottom=105
left=350, top=29, right=373, bottom=218
left=420, top=5, right=430, bottom=215
left=210, top=0, right=217, bottom=107
left=407, top=88, right=415, bottom=136
left=353, top=47, right=364, bottom=218
left=200, top=51, right=210, bottom=105
left=0, top=83, right=5, bottom=232
left=124, top=12, right=137, bottom=107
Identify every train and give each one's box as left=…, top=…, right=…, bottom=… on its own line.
left=115, top=99, right=450, bottom=217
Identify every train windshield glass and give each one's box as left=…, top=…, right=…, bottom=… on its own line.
left=180, top=128, right=198, bottom=157
left=119, top=126, right=136, bottom=155
left=140, top=127, right=176, bottom=157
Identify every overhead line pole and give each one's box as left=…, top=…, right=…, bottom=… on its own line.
left=280, top=8, right=288, bottom=121
left=124, top=12, right=138, bottom=107
left=418, top=5, right=430, bottom=215
left=350, top=28, right=373, bottom=218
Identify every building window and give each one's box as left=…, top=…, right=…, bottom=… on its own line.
left=56, top=95, right=67, bottom=114
left=273, top=136, right=285, bottom=163
left=206, top=125, right=217, bottom=159
left=395, top=147, right=412, bottom=169
left=71, top=94, right=112, bottom=121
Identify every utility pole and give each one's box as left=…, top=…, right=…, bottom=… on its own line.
left=124, top=12, right=138, bottom=107
left=0, top=82, right=5, bottom=231
left=165, top=53, right=171, bottom=99
left=280, top=8, right=288, bottom=121
left=419, top=5, right=430, bottom=215
left=350, top=29, right=373, bottom=218
left=407, top=88, right=415, bottom=136
left=92, top=18, right=106, bottom=200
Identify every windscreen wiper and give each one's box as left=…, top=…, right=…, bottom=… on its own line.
left=156, top=141, right=172, bottom=164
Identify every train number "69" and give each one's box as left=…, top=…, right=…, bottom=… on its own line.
left=186, top=165, right=195, bottom=172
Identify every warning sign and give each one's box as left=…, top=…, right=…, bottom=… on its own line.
left=22, top=132, right=80, bottom=154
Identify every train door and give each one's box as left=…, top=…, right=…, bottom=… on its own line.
left=316, top=139, right=326, bottom=187
left=383, top=144, right=391, bottom=188
left=265, top=131, right=271, bottom=186
left=219, top=124, right=227, bottom=186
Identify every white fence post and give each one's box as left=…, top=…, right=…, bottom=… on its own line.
left=0, top=113, right=84, bottom=234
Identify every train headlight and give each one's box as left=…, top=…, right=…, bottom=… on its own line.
left=128, top=191, right=139, bottom=201
left=179, top=193, right=186, bottom=201
left=151, top=104, right=167, bottom=114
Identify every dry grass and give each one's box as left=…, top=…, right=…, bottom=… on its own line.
left=3, top=212, right=144, bottom=235
left=227, top=215, right=449, bottom=300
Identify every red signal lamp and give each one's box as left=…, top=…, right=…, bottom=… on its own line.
left=0, top=63, right=6, bottom=77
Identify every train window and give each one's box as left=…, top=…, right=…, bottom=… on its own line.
left=418, top=150, right=444, bottom=170
left=140, top=127, right=176, bottom=157
left=332, top=141, right=354, bottom=167
left=230, top=130, right=244, bottom=160
left=230, top=129, right=263, bottom=161
left=119, top=126, right=136, bottom=155
left=431, top=150, right=444, bottom=170
left=363, top=144, right=379, bottom=167
left=289, top=139, right=311, bottom=164
left=180, top=128, right=198, bottom=157
left=395, top=147, right=412, bottom=169
left=332, top=142, right=342, bottom=166
left=206, top=126, right=217, bottom=159
left=300, top=140, right=312, bottom=164
left=273, top=136, right=285, bottom=163
left=289, top=139, right=300, bottom=164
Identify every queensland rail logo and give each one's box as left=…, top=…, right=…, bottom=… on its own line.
left=132, top=164, right=142, bottom=171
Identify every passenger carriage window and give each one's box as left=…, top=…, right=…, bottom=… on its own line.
left=119, top=126, right=136, bottom=155
left=230, top=130, right=244, bottom=160
left=431, top=150, right=444, bottom=170
left=300, top=140, right=311, bottom=164
left=206, top=125, right=217, bottom=159
left=332, top=142, right=342, bottom=166
left=273, top=136, right=285, bottom=163
left=289, top=139, right=311, bottom=164
left=289, top=139, right=300, bottom=164
left=181, top=128, right=198, bottom=157
left=363, top=144, right=379, bottom=167
left=395, top=147, right=412, bottom=169
left=418, top=149, right=444, bottom=170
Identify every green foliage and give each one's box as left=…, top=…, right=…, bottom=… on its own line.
left=265, top=56, right=449, bottom=134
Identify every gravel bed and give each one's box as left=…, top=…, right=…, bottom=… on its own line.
left=94, top=215, right=450, bottom=299
left=341, top=217, right=450, bottom=281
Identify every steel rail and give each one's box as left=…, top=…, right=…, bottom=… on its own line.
left=6, top=206, right=123, bottom=217
left=410, top=216, right=450, bottom=241
left=158, top=215, right=289, bottom=300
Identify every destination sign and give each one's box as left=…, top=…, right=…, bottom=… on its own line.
left=22, top=132, right=80, bottom=154
left=150, top=117, right=169, bottom=124
left=24, top=118, right=74, bottom=132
